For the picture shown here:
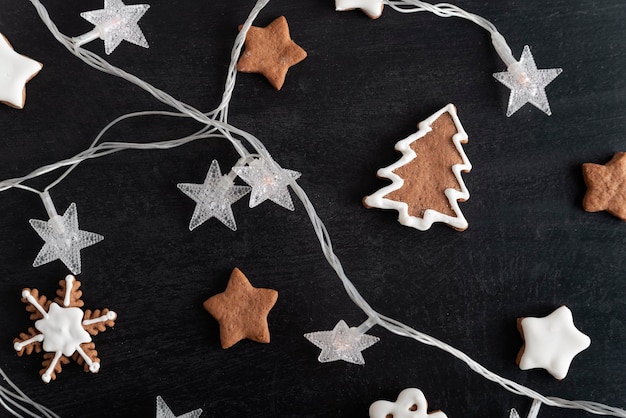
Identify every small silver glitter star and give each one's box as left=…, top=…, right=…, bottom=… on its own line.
left=156, top=396, right=202, bottom=418
left=177, top=160, right=251, bottom=231
left=304, top=320, right=379, bottom=365
left=493, top=45, right=562, bottom=117
left=29, top=203, right=103, bottom=274
left=80, top=0, right=150, bottom=55
left=510, top=409, right=521, bottom=418
left=233, top=159, right=301, bottom=210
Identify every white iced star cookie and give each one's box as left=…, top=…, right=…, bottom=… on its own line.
left=369, top=388, right=448, bottom=418
left=516, top=305, right=591, bottom=380
left=0, top=34, right=42, bottom=109
left=335, top=0, right=384, bottom=19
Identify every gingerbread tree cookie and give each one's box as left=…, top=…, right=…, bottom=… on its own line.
left=13, top=275, right=117, bottom=383
left=364, top=104, right=471, bottom=231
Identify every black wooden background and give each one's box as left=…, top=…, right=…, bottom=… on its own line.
left=0, top=0, right=624, bottom=417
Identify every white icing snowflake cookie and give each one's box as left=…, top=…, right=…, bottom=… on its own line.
left=13, top=275, right=117, bottom=383
left=364, top=104, right=471, bottom=231
left=369, top=388, right=448, bottom=418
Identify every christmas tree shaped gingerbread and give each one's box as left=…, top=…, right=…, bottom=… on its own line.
left=364, top=104, right=471, bottom=231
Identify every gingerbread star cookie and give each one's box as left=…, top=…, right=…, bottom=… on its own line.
left=0, top=34, right=42, bottom=109
left=582, top=152, right=626, bottom=221
left=237, top=16, right=307, bottom=90
left=203, top=268, right=278, bottom=349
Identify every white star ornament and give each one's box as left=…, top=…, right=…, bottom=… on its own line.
left=80, top=0, right=150, bottom=55
left=177, top=159, right=251, bottom=231
left=509, top=409, right=521, bottom=418
left=517, top=305, right=590, bottom=380
left=0, top=34, right=42, bottom=109
left=304, top=320, right=379, bottom=365
left=493, top=45, right=562, bottom=116
left=233, top=159, right=301, bottom=210
left=29, top=203, right=104, bottom=274
left=156, top=396, right=202, bottom=418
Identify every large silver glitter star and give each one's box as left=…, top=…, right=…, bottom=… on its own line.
left=80, top=0, right=150, bottom=55
left=29, top=203, right=104, bottom=274
left=177, top=159, right=251, bottom=231
left=304, top=320, right=379, bottom=365
left=493, top=45, right=562, bottom=117
left=156, top=396, right=202, bottom=418
left=233, top=159, right=301, bottom=210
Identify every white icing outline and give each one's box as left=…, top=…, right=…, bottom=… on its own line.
left=364, top=103, right=471, bottom=231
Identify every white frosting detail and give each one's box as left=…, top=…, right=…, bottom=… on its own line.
left=21, top=289, right=49, bottom=319
left=63, top=274, right=75, bottom=307
left=518, top=305, right=591, bottom=380
left=75, top=345, right=100, bottom=373
left=335, top=0, right=384, bottom=18
left=13, top=334, right=44, bottom=351
left=83, top=310, right=117, bottom=325
left=41, top=352, right=62, bottom=383
left=35, top=303, right=92, bottom=356
left=369, top=388, right=448, bottom=418
left=364, top=103, right=471, bottom=231
left=0, top=34, right=42, bottom=108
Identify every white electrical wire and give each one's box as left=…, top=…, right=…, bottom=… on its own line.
left=0, top=0, right=623, bottom=417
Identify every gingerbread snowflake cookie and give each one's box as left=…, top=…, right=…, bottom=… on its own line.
left=364, top=104, right=471, bottom=231
left=13, top=275, right=117, bottom=383
left=369, top=388, right=448, bottom=418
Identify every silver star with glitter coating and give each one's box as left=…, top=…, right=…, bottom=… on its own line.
left=304, top=320, right=379, bottom=365
left=493, top=45, right=562, bottom=117
left=177, top=159, right=251, bottom=231
left=156, top=396, right=202, bottom=418
left=233, top=158, right=301, bottom=210
left=80, top=0, right=150, bottom=55
left=29, top=203, right=103, bottom=274
left=509, top=409, right=521, bottom=418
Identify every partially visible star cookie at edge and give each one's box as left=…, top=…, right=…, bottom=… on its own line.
left=0, top=34, right=42, bottom=109
left=237, top=16, right=307, bottom=90
left=582, top=152, right=626, bottom=221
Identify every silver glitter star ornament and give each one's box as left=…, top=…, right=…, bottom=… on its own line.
left=156, top=396, right=202, bottom=418
left=304, top=320, right=379, bottom=365
left=493, top=45, right=562, bottom=117
left=177, top=160, right=251, bottom=231
left=80, top=0, right=150, bottom=55
left=233, top=158, right=301, bottom=210
left=29, top=203, right=104, bottom=275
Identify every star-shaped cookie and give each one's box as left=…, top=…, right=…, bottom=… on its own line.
left=582, top=152, right=626, bottom=221
left=0, top=34, right=42, bottom=109
left=237, top=16, right=307, bottom=90
left=516, top=305, right=590, bottom=380
left=203, top=268, right=278, bottom=349
left=335, top=0, right=385, bottom=19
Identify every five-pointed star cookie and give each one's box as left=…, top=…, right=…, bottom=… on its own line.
left=203, top=268, right=278, bottom=349
left=335, top=0, right=385, bottom=19
left=493, top=45, right=562, bottom=116
left=156, top=396, right=202, bottom=418
left=236, top=16, right=307, bottom=90
left=80, top=0, right=150, bottom=55
left=582, top=152, right=626, bottom=221
left=0, top=34, right=42, bottom=109
left=304, top=320, right=379, bottom=365
left=29, top=203, right=104, bottom=274
left=516, top=305, right=591, bottom=380
left=177, top=159, right=251, bottom=231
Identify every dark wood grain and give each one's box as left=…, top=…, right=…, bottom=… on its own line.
left=0, top=0, right=624, bottom=416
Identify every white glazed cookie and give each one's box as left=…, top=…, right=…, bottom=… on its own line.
left=364, top=104, right=471, bottom=231
left=0, top=34, right=42, bottom=109
left=517, top=305, right=591, bottom=380
left=335, top=0, right=385, bottom=19
left=369, top=388, right=448, bottom=418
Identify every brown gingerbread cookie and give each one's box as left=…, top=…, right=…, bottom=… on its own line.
left=582, top=152, right=626, bottom=221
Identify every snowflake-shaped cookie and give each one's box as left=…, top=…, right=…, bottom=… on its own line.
left=13, top=275, right=117, bottom=383
left=369, top=388, right=448, bottom=418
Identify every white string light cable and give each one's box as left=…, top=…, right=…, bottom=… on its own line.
left=0, top=0, right=619, bottom=416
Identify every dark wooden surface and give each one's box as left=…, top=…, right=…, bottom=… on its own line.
left=0, top=0, right=624, bottom=417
